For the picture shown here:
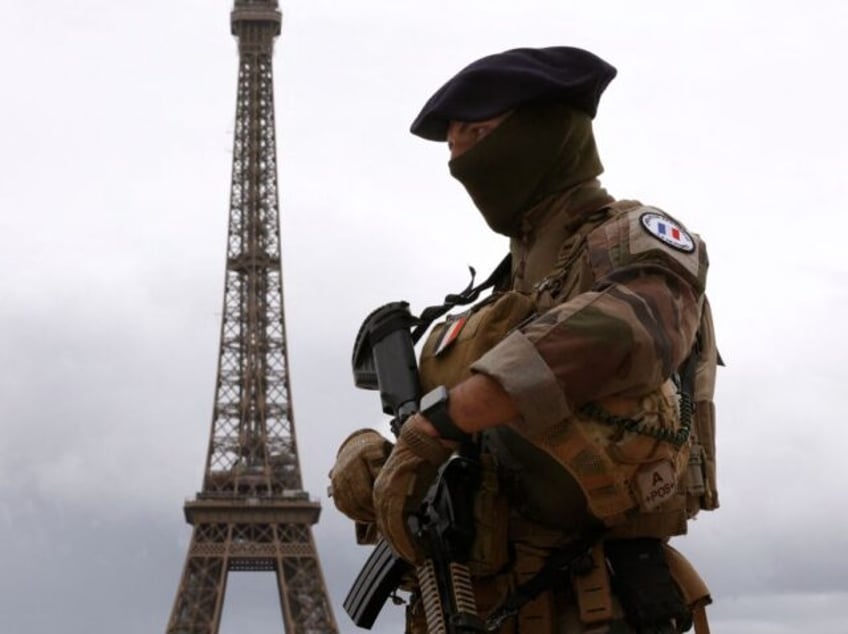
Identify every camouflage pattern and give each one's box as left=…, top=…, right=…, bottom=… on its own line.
left=328, top=429, right=392, bottom=525
left=424, top=179, right=717, bottom=632
left=469, top=182, right=714, bottom=538
left=340, top=178, right=717, bottom=633
left=372, top=422, right=454, bottom=564
left=473, top=191, right=707, bottom=440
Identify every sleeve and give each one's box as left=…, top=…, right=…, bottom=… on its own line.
left=471, top=206, right=708, bottom=437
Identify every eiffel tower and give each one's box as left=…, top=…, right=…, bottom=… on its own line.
left=165, top=1, right=338, bottom=632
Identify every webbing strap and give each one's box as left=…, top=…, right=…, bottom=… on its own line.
left=484, top=528, right=604, bottom=631
left=410, top=254, right=511, bottom=344
left=574, top=543, right=614, bottom=624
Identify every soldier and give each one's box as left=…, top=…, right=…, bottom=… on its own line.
left=331, top=46, right=720, bottom=633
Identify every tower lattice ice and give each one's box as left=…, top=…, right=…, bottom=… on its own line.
left=166, top=2, right=338, bottom=632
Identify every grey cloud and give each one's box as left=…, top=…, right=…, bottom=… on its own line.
left=2, top=1, right=848, bottom=633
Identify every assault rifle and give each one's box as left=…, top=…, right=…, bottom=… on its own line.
left=344, top=302, right=485, bottom=632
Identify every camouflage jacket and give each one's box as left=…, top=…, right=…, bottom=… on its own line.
left=472, top=179, right=708, bottom=444
left=409, top=180, right=716, bottom=632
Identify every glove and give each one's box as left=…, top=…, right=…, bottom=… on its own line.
left=373, top=419, right=454, bottom=563
left=329, top=429, right=392, bottom=523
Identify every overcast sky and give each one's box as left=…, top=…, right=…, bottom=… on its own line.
left=1, top=1, right=846, bottom=632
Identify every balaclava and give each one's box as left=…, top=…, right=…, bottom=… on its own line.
left=447, top=102, right=603, bottom=236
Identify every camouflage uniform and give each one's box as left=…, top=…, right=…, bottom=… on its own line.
left=334, top=46, right=718, bottom=633
left=412, top=178, right=717, bottom=632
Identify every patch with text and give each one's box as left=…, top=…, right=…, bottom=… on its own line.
left=635, top=460, right=677, bottom=511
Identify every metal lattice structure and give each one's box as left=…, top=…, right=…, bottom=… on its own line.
left=165, top=2, right=338, bottom=632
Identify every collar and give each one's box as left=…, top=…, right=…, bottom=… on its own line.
left=517, top=179, right=614, bottom=242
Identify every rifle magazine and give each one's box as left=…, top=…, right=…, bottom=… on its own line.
left=344, top=539, right=409, bottom=629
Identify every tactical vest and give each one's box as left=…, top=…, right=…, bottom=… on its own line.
left=413, top=201, right=717, bottom=633
left=418, top=200, right=720, bottom=539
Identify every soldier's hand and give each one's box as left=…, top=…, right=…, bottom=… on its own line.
left=329, top=429, right=393, bottom=523
left=373, top=418, right=454, bottom=563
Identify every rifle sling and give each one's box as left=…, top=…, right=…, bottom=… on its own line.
left=411, top=254, right=511, bottom=344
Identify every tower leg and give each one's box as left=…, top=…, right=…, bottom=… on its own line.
left=167, top=519, right=338, bottom=633
left=166, top=526, right=230, bottom=634
left=274, top=524, right=339, bottom=632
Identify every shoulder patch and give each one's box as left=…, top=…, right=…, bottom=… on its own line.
left=586, top=203, right=707, bottom=293
left=639, top=212, right=695, bottom=253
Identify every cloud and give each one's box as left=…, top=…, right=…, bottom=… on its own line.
left=1, top=1, right=847, bottom=633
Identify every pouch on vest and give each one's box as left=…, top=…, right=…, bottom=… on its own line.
left=570, top=379, right=690, bottom=534
left=416, top=292, right=532, bottom=615
left=605, top=538, right=689, bottom=631
left=419, top=290, right=536, bottom=393
left=680, top=297, right=720, bottom=516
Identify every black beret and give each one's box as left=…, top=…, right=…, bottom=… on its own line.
left=410, top=46, right=617, bottom=141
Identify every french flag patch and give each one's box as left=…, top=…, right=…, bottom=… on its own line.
left=640, top=212, right=695, bottom=253
left=434, top=314, right=468, bottom=356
